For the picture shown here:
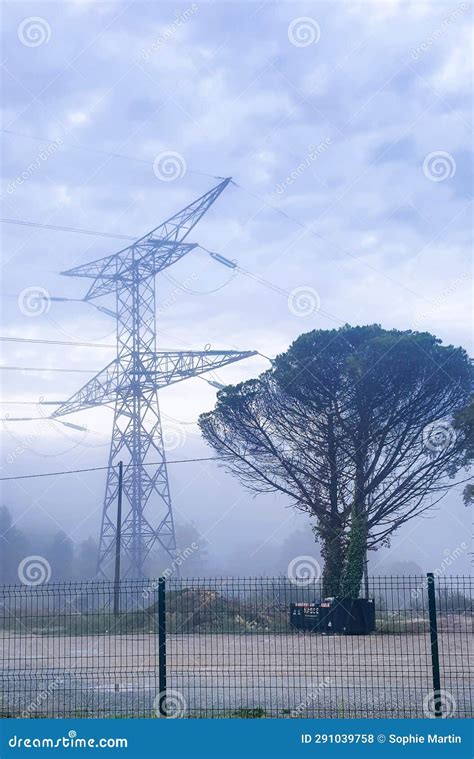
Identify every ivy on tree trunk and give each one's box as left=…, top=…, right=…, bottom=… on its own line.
left=341, top=507, right=367, bottom=599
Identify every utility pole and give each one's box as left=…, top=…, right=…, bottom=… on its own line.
left=52, top=179, right=256, bottom=579
left=113, top=460, right=123, bottom=616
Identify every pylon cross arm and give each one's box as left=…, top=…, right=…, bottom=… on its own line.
left=152, top=350, right=257, bottom=388
left=50, top=360, right=119, bottom=417
left=62, top=241, right=198, bottom=301
left=60, top=177, right=232, bottom=302
left=51, top=350, right=257, bottom=417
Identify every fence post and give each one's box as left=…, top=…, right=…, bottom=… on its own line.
left=427, top=572, right=442, bottom=717
left=113, top=461, right=123, bottom=619
left=158, top=576, right=167, bottom=717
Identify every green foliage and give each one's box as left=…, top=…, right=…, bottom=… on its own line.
left=340, top=509, right=367, bottom=599
left=453, top=399, right=474, bottom=505
left=199, top=324, right=473, bottom=593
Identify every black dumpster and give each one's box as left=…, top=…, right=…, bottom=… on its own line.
left=318, top=597, right=375, bottom=634
left=289, top=601, right=320, bottom=631
left=290, top=598, right=375, bottom=634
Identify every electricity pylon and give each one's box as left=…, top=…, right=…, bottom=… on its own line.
left=52, top=178, right=255, bottom=578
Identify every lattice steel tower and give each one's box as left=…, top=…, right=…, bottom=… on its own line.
left=52, top=179, right=255, bottom=578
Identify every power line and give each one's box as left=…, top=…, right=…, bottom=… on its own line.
left=0, top=400, right=63, bottom=405
left=0, top=127, right=152, bottom=165
left=231, top=180, right=348, bottom=254
left=0, top=365, right=99, bottom=373
left=1, top=215, right=346, bottom=325
left=0, top=127, right=224, bottom=181
left=0, top=217, right=136, bottom=241
left=0, top=456, right=222, bottom=482
left=0, top=336, right=114, bottom=348
left=198, top=245, right=345, bottom=327
left=231, top=180, right=424, bottom=299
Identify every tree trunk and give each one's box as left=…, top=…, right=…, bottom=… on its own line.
left=341, top=437, right=368, bottom=599
left=320, top=409, right=345, bottom=596
left=319, top=525, right=345, bottom=597
left=340, top=506, right=367, bottom=598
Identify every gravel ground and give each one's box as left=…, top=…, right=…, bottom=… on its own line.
left=0, top=632, right=472, bottom=718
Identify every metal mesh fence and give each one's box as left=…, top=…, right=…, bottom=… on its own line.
left=0, top=575, right=471, bottom=719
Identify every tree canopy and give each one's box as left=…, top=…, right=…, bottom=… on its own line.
left=453, top=399, right=474, bottom=505
left=199, top=325, right=473, bottom=597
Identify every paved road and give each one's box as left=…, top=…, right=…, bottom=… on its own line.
left=1, top=632, right=472, bottom=718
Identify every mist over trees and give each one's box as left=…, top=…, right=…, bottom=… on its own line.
left=0, top=506, right=324, bottom=582
left=199, top=325, right=473, bottom=598
left=0, top=507, right=100, bottom=584
left=0, top=506, right=29, bottom=583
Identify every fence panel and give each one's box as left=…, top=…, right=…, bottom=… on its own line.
left=166, top=576, right=433, bottom=718
left=0, top=575, right=471, bottom=719
left=0, top=580, right=160, bottom=718
left=435, top=575, right=473, bottom=718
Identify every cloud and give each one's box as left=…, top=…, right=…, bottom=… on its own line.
left=1, top=0, right=471, bottom=557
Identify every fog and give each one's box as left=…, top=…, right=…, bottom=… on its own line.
left=1, top=0, right=472, bottom=581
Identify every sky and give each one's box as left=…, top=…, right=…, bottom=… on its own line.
left=0, top=0, right=472, bottom=577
